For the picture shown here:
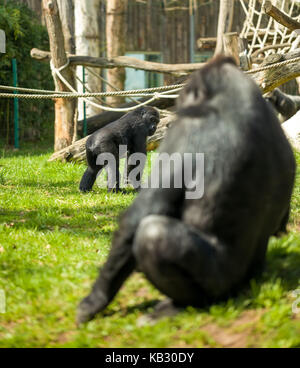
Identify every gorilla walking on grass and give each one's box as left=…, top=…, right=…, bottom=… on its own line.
left=79, top=106, right=160, bottom=193
left=77, top=56, right=296, bottom=324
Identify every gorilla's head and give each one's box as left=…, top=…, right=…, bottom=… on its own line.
left=141, top=106, right=160, bottom=136
left=177, top=56, right=237, bottom=110
left=176, top=55, right=263, bottom=121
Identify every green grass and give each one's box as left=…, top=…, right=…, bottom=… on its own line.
left=0, top=143, right=300, bottom=348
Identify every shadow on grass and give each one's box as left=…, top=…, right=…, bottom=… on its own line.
left=1, top=145, right=53, bottom=159
left=99, top=299, right=162, bottom=318
left=266, top=247, right=300, bottom=291
left=2, top=180, right=137, bottom=195
left=0, top=204, right=128, bottom=235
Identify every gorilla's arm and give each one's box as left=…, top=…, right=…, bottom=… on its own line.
left=76, top=199, right=148, bottom=323
left=77, top=186, right=183, bottom=323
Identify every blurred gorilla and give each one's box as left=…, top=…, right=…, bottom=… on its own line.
left=77, top=56, right=296, bottom=323
left=79, top=106, right=159, bottom=192
left=265, top=88, right=300, bottom=122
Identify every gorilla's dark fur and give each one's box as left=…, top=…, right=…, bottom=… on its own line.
left=77, top=56, right=296, bottom=324
left=79, top=106, right=160, bottom=192
left=265, top=88, right=300, bottom=121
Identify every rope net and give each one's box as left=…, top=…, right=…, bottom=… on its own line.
left=240, top=0, right=300, bottom=59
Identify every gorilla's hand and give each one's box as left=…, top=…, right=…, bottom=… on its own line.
left=77, top=291, right=108, bottom=325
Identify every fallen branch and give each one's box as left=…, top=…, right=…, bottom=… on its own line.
left=251, top=50, right=300, bottom=93
left=77, top=97, right=177, bottom=136
left=31, top=48, right=204, bottom=76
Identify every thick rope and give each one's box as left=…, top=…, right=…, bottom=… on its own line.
left=0, top=82, right=185, bottom=96
left=0, top=90, right=181, bottom=100
left=245, top=55, right=300, bottom=74
left=0, top=84, right=71, bottom=94
left=50, top=61, right=182, bottom=112
left=2, top=56, right=300, bottom=101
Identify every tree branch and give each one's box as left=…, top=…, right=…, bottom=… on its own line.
left=263, top=1, right=300, bottom=31
left=31, top=48, right=204, bottom=76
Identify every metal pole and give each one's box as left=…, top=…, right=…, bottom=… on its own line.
left=189, top=0, right=195, bottom=63
left=82, top=66, right=87, bottom=137
left=12, top=58, right=19, bottom=149
left=190, top=11, right=195, bottom=63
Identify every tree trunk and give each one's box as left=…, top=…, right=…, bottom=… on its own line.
left=74, top=0, right=102, bottom=118
left=57, top=0, right=75, bottom=54
left=214, top=0, right=234, bottom=56
left=106, top=0, right=127, bottom=106
left=42, top=0, right=77, bottom=151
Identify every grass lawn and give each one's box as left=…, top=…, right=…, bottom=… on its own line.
left=0, top=142, right=300, bottom=348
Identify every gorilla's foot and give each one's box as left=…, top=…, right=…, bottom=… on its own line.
left=137, top=299, right=182, bottom=326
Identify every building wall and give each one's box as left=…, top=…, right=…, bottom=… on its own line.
left=20, top=0, right=245, bottom=62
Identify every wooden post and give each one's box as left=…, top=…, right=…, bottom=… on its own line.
left=42, top=0, right=77, bottom=151
left=215, top=0, right=234, bottom=56
left=223, top=32, right=240, bottom=65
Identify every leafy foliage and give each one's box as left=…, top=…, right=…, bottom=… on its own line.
left=0, top=0, right=54, bottom=145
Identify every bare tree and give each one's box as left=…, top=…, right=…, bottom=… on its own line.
left=74, top=0, right=102, bottom=118
left=57, top=0, right=75, bottom=54
left=106, top=0, right=127, bottom=106
left=42, top=0, right=77, bottom=151
left=214, top=0, right=234, bottom=56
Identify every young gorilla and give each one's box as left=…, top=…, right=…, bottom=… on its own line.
left=77, top=56, right=296, bottom=324
left=79, top=106, right=160, bottom=192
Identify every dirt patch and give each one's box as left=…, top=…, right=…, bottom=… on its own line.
left=56, top=330, right=77, bottom=344
left=201, top=309, right=265, bottom=348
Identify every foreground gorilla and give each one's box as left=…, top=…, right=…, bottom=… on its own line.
left=79, top=106, right=160, bottom=192
left=77, top=56, right=296, bottom=323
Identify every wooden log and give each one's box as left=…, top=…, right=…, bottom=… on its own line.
left=251, top=49, right=300, bottom=94
left=197, top=37, right=217, bottom=50
left=264, top=1, right=300, bottom=32
left=77, top=96, right=177, bottom=136
left=197, top=33, right=283, bottom=50
left=31, top=48, right=205, bottom=76
left=48, top=114, right=176, bottom=163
